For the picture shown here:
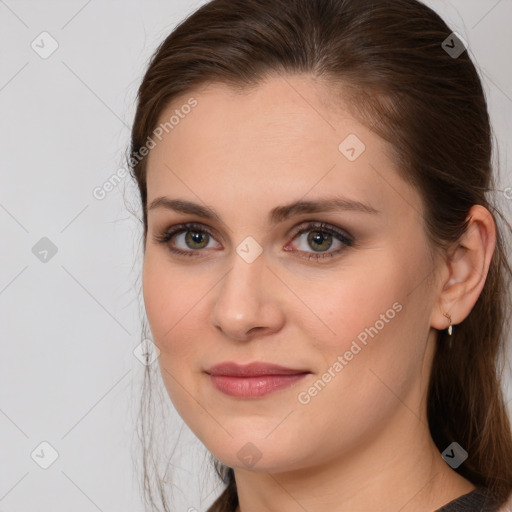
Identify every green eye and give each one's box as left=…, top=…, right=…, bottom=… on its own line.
left=153, top=221, right=354, bottom=262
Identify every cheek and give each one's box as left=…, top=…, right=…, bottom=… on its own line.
left=142, top=257, right=206, bottom=415
left=142, top=257, right=171, bottom=339
left=289, top=277, right=416, bottom=460
left=142, top=254, right=215, bottom=376
left=293, top=255, right=408, bottom=357
left=291, top=252, right=425, bottom=426
left=143, top=255, right=191, bottom=350
left=293, top=250, right=427, bottom=417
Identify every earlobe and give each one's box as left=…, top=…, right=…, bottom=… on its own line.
left=431, top=205, right=496, bottom=332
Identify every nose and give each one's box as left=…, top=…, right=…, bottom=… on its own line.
left=210, top=251, right=285, bottom=342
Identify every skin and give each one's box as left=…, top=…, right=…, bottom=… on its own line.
left=142, top=73, right=496, bottom=512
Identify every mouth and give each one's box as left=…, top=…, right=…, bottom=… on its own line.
left=204, top=361, right=311, bottom=398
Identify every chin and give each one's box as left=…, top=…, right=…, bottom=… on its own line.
left=204, top=435, right=311, bottom=474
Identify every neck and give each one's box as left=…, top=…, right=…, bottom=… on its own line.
left=233, top=407, right=475, bottom=512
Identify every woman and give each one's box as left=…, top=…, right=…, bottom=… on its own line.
left=128, top=0, right=512, bottom=510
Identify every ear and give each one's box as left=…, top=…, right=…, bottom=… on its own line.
left=431, top=204, right=496, bottom=331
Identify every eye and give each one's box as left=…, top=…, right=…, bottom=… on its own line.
left=152, top=222, right=221, bottom=257
left=152, top=221, right=354, bottom=261
left=285, top=221, right=354, bottom=262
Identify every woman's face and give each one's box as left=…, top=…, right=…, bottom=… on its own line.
left=142, top=74, right=441, bottom=472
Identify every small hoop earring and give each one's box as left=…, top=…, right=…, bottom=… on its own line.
left=443, top=312, right=453, bottom=336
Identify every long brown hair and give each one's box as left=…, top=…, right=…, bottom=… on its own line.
left=127, top=0, right=512, bottom=510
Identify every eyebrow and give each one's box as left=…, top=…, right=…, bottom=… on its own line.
left=148, top=196, right=380, bottom=224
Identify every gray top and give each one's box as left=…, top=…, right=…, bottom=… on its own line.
left=434, top=487, right=502, bottom=512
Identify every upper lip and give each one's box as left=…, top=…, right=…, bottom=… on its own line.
left=206, top=361, right=310, bottom=377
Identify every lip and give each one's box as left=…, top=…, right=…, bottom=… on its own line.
left=205, top=362, right=311, bottom=398
left=206, top=361, right=310, bottom=377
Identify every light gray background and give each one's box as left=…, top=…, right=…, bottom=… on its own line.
left=1, top=1, right=511, bottom=511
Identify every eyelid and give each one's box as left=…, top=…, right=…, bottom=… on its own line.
left=286, top=220, right=353, bottom=244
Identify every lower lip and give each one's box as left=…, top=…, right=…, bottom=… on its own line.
left=208, top=373, right=309, bottom=398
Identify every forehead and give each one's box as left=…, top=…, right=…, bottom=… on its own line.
left=144, top=74, right=420, bottom=225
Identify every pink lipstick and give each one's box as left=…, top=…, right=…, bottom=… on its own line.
left=205, top=361, right=310, bottom=398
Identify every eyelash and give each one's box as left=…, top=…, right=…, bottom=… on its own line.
left=152, top=221, right=354, bottom=262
